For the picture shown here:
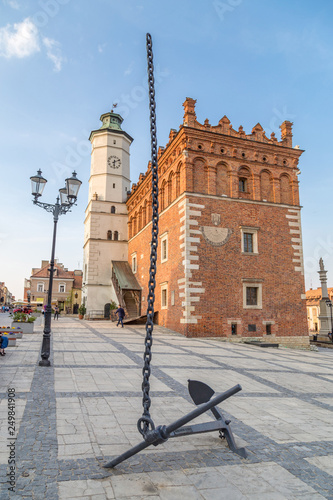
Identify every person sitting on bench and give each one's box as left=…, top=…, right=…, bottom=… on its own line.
left=0, top=334, right=8, bottom=356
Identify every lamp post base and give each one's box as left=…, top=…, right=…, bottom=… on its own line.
left=39, top=359, right=51, bottom=367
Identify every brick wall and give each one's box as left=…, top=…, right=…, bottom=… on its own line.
left=127, top=98, right=308, bottom=341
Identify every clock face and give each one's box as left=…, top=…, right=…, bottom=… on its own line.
left=107, top=155, right=121, bottom=169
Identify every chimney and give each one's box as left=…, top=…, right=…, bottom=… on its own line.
left=183, top=98, right=197, bottom=127
left=280, top=120, right=293, bottom=147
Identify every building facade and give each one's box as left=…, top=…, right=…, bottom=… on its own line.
left=82, top=110, right=137, bottom=319
left=306, top=287, right=333, bottom=332
left=0, top=282, right=13, bottom=307
left=26, top=260, right=82, bottom=312
left=126, top=98, right=309, bottom=347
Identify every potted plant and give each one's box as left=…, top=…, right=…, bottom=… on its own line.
left=78, top=304, right=86, bottom=319
left=109, top=300, right=117, bottom=321
left=11, top=312, right=37, bottom=334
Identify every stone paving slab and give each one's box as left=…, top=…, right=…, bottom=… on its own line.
left=0, top=318, right=333, bottom=499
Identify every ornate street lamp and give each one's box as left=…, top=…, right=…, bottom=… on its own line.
left=30, top=170, right=82, bottom=366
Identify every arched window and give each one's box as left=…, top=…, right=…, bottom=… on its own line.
left=239, top=178, right=247, bottom=192
left=142, top=201, right=147, bottom=227
left=138, top=207, right=142, bottom=231
left=193, top=158, right=207, bottom=194
left=238, top=166, right=252, bottom=196
left=160, top=180, right=167, bottom=211
left=133, top=212, right=137, bottom=235
left=128, top=217, right=132, bottom=239
left=168, top=172, right=174, bottom=205
left=114, top=231, right=119, bottom=241
left=111, top=206, right=116, bottom=214
left=216, top=163, right=229, bottom=196
left=280, top=174, right=292, bottom=204
left=148, top=195, right=152, bottom=221
left=175, top=164, right=181, bottom=198
left=260, top=170, right=273, bottom=201
left=107, top=230, right=112, bottom=240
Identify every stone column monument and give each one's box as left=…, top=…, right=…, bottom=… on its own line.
left=318, top=258, right=331, bottom=336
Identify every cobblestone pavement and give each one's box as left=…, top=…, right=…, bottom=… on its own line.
left=1, top=318, right=333, bottom=499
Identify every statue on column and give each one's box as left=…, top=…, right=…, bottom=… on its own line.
left=317, top=258, right=331, bottom=337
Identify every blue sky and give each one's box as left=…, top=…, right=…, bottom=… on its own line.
left=0, top=0, right=333, bottom=299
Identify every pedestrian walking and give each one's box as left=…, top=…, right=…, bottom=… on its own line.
left=54, top=306, right=59, bottom=320
left=116, top=305, right=125, bottom=328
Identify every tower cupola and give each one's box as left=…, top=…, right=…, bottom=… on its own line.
left=99, top=110, right=123, bottom=131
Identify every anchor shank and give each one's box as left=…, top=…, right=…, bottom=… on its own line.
left=169, top=419, right=226, bottom=437
left=104, top=438, right=152, bottom=468
left=166, top=384, right=241, bottom=435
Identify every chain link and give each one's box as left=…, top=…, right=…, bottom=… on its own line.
left=137, top=33, right=159, bottom=438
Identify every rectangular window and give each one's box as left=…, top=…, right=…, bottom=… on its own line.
left=37, top=284, right=44, bottom=292
left=243, top=233, right=253, bottom=253
left=243, top=282, right=262, bottom=309
left=231, top=323, right=237, bottom=335
left=160, top=232, right=168, bottom=263
left=113, top=183, right=116, bottom=188
left=246, top=287, right=258, bottom=306
left=240, top=227, right=259, bottom=254
left=266, top=323, right=272, bottom=335
left=161, top=286, right=168, bottom=309
left=248, top=324, right=256, bottom=332
left=132, top=254, right=137, bottom=274
left=59, top=285, right=65, bottom=293
left=239, top=178, right=247, bottom=192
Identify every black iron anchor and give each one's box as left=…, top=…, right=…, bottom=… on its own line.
left=104, top=382, right=247, bottom=468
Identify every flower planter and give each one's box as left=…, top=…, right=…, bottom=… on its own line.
left=78, top=314, right=84, bottom=320
left=11, top=322, right=34, bottom=334
left=8, top=335, right=17, bottom=347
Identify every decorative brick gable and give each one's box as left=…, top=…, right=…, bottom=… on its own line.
left=127, top=99, right=309, bottom=348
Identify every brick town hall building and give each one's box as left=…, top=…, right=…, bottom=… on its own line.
left=82, top=98, right=309, bottom=348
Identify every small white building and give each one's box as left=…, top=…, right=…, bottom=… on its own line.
left=306, top=287, right=333, bottom=332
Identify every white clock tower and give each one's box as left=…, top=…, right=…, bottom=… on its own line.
left=82, top=110, right=133, bottom=317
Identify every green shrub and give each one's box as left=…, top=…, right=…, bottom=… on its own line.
left=13, top=312, right=27, bottom=322
left=110, top=300, right=117, bottom=310
left=27, top=316, right=36, bottom=323
left=78, top=304, right=86, bottom=316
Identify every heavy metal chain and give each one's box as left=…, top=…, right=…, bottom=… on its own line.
left=137, top=33, right=159, bottom=438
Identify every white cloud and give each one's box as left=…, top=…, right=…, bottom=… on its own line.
left=2, top=0, right=20, bottom=9
left=0, top=17, right=40, bottom=58
left=0, top=17, right=64, bottom=71
left=42, top=37, right=63, bottom=72
left=98, top=43, right=106, bottom=53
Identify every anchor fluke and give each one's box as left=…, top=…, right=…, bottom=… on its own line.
left=188, top=379, right=215, bottom=405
